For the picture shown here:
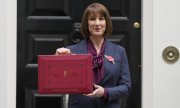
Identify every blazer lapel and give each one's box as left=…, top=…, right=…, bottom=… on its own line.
left=104, top=40, right=115, bottom=57
left=99, top=40, right=116, bottom=84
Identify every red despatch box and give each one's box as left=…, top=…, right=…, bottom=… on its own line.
left=38, top=54, right=93, bottom=94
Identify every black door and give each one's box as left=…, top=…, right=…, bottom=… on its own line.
left=17, top=0, right=141, bottom=108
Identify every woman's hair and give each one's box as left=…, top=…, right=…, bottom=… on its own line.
left=81, top=3, right=113, bottom=37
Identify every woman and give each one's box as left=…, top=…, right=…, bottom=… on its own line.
left=55, top=3, right=131, bottom=108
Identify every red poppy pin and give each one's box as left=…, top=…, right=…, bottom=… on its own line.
left=104, top=55, right=115, bottom=64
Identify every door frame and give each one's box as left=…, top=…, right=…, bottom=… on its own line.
left=3, top=0, right=153, bottom=108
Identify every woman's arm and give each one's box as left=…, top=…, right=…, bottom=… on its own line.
left=107, top=48, right=131, bottom=102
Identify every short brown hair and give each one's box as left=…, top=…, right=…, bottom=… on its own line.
left=81, top=3, right=113, bottom=37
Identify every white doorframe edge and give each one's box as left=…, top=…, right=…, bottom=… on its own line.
left=142, top=0, right=153, bottom=108
left=6, top=0, right=17, bottom=108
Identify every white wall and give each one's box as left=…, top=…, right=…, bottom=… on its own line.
left=1, top=0, right=180, bottom=108
left=153, top=0, right=180, bottom=108
left=0, top=0, right=7, bottom=107
left=143, top=0, right=180, bottom=108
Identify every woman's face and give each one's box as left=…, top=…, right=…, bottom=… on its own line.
left=88, top=13, right=106, bottom=37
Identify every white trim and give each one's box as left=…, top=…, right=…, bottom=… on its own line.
left=6, top=0, right=17, bottom=107
left=142, top=0, right=153, bottom=108
left=0, top=0, right=7, bottom=107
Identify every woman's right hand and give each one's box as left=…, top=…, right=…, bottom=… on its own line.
left=55, top=47, right=71, bottom=55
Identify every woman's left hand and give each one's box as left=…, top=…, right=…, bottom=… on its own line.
left=85, top=84, right=104, bottom=97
